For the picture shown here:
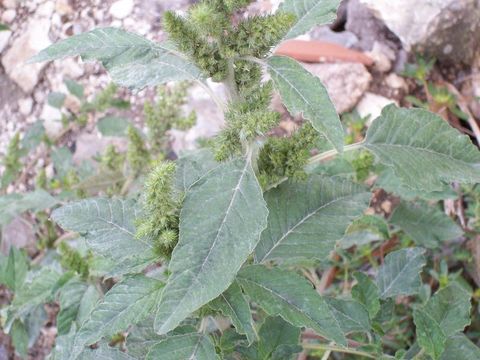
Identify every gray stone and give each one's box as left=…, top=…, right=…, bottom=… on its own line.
left=360, top=0, right=480, bottom=64
left=1, top=17, right=52, bottom=93
left=308, top=26, right=359, bottom=48
left=0, top=31, right=12, bottom=54
left=109, top=0, right=135, bottom=19
left=345, top=0, right=401, bottom=52
left=1, top=217, right=36, bottom=255
left=302, top=62, right=372, bottom=114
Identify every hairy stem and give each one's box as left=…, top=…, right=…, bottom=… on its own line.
left=302, top=343, right=377, bottom=359
left=308, top=142, right=365, bottom=165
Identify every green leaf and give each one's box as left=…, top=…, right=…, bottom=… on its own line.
left=78, top=344, right=137, bottom=360
left=70, top=275, right=164, bottom=358
left=257, top=317, right=301, bottom=360
left=352, top=272, right=380, bottom=319
left=0, top=23, right=9, bottom=31
left=267, top=56, right=344, bottom=152
left=6, top=268, right=62, bottom=331
left=281, top=0, right=341, bottom=39
left=145, top=333, right=219, bottom=360
left=57, top=279, right=89, bottom=335
left=174, top=149, right=218, bottom=192
left=154, top=158, right=268, bottom=335
left=237, top=265, right=347, bottom=346
left=11, top=320, right=29, bottom=358
left=389, top=201, right=463, bottom=249
left=97, top=116, right=130, bottom=137
left=363, top=105, right=480, bottom=192
left=376, top=248, right=426, bottom=299
left=65, top=79, right=84, bottom=99
left=48, top=92, right=66, bottom=109
left=375, top=167, right=457, bottom=201
left=255, top=175, right=370, bottom=263
left=324, top=297, right=371, bottom=334
left=209, top=281, right=256, bottom=344
left=4, top=247, right=28, bottom=291
left=21, top=120, right=46, bottom=151
left=51, top=198, right=155, bottom=266
left=414, top=283, right=472, bottom=359
left=29, top=28, right=203, bottom=89
left=439, top=334, right=480, bottom=360
left=0, top=190, right=58, bottom=227
left=52, top=147, right=74, bottom=178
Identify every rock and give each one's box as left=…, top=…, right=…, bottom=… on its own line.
left=308, top=26, right=359, bottom=48
left=0, top=217, right=36, bottom=255
left=345, top=0, right=401, bottom=52
left=366, top=41, right=395, bottom=73
left=55, top=0, right=73, bottom=15
left=356, top=92, right=397, bottom=124
left=384, top=73, right=408, bottom=92
left=109, top=0, right=134, bottom=19
left=360, top=0, right=480, bottom=64
left=0, top=30, right=12, bottom=53
left=302, top=62, right=372, bottom=114
left=1, top=9, right=16, bottom=23
left=40, top=103, right=63, bottom=137
left=2, top=0, right=19, bottom=9
left=1, top=18, right=51, bottom=93
left=18, top=98, right=33, bottom=116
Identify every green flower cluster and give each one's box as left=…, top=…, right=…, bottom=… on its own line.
left=136, top=161, right=180, bottom=258
left=257, top=123, right=320, bottom=188
left=163, top=0, right=295, bottom=82
left=1, top=132, right=21, bottom=188
left=126, top=125, right=150, bottom=174
left=144, top=83, right=196, bottom=153
left=59, top=242, right=90, bottom=280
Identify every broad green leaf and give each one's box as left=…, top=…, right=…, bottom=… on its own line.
left=324, top=297, right=371, bottom=334
left=281, top=0, right=341, bottom=39
left=52, top=147, right=73, bottom=178
left=0, top=23, right=9, bottom=31
left=6, top=268, right=62, bottom=331
left=51, top=198, right=155, bottom=266
left=237, top=265, right=346, bottom=346
left=210, top=281, right=256, bottom=344
left=339, top=215, right=389, bottom=249
left=375, top=167, right=457, bottom=201
left=57, top=279, right=88, bottom=335
left=352, top=272, right=380, bottom=319
left=174, top=149, right=218, bottom=192
left=363, top=105, right=480, bottom=192
left=78, top=344, right=137, bottom=360
left=414, top=283, right=472, bottom=359
left=11, top=320, right=28, bottom=358
left=70, top=275, right=164, bottom=358
left=97, top=116, right=130, bottom=137
left=126, top=317, right=164, bottom=358
left=267, top=56, right=344, bottom=152
left=4, top=247, right=28, bottom=291
left=376, top=248, right=426, bottom=299
left=439, top=334, right=480, bottom=360
left=145, top=333, right=219, bottom=360
left=29, top=28, right=203, bottom=89
left=0, top=190, right=58, bottom=227
left=390, top=201, right=463, bottom=249
left=76, top=285, right=101, bottom=327
left=154, top=158, right=268, bottom=335
left=257, top=317, right=301, bottom=360
left=255, top=175, right=370, bottom=263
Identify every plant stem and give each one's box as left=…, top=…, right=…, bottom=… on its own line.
left=302, top=343, right=377, bottom=359
left=308, top=142, right=364, bottom=165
